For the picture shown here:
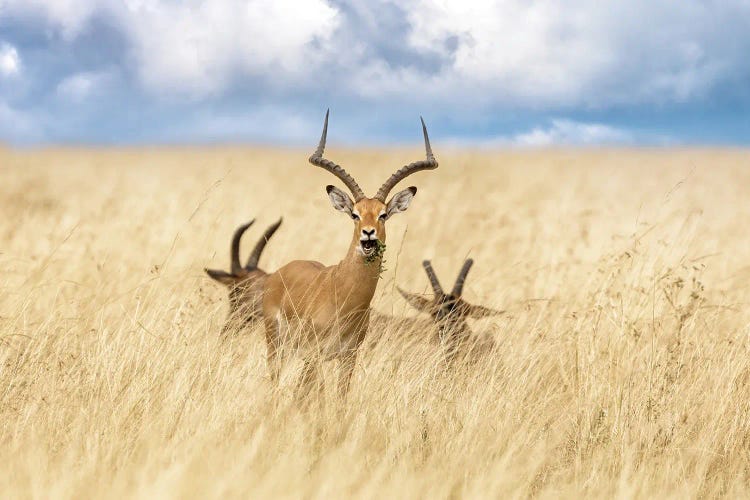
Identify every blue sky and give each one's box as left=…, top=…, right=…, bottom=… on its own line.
left=1, top=0, right=749, bottom=146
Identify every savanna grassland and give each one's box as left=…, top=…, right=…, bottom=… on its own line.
left=1, top=146, right=750, bottom=498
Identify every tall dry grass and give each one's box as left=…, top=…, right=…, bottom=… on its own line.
left=1, top=147, right=750, bottom=498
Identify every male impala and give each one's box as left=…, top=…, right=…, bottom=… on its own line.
left=205, top=218, right=282, bottom=337
left=262, top=110, right=438, bottom=397
left=398, top=259, right=504, bottom=362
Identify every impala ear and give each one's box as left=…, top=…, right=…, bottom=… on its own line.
left=385, top=186, right=417, bottom=218
left=397, top=287, right=433, bottom=313
left=205, top=268, right=238, bottom=287
left=326, top=185, right=354, bottom=215
left=465, top=303, right=505, bottom=319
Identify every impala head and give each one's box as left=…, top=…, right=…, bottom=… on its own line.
left=204, top=217, right=283, bottom=288
left=311, top=109, right=437, bottom=259
left=398, top=259, right=504, bottom=340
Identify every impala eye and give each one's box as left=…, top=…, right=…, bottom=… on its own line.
left=378, top=212, right=387, bottom=221
left=351, top=213, right=360, bottom=220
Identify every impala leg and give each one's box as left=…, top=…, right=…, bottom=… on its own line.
left=338, top=313, right=368, bottom=400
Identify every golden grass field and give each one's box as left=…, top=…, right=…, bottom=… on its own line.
left=1, top=146, right=750, bottom=498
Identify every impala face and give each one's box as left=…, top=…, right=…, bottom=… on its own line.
left=327, top=186, right=416, bottom=258
left=434, top=294, right=462, bottom=322
left=309, top=107, right=435, bottom=263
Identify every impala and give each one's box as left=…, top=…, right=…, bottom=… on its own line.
left=398, top=259, right=504, bottom=362
left=262, top=110, right=438, bottom=397
left=205, top=218, right=282, bottom=337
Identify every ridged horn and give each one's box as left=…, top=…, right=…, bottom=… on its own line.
left=230, top=220, right=255, bottom=275
left=308, top=109, right=366, bottom=201
left=422, top=260, right=444, bottom=295
left=246, top=218, right=283, bottom=269
left=375, top=117, right=438, bottom=201
left=451, top=258, right=474, bottom=296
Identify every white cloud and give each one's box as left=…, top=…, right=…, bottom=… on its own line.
left=56, top=70, right=112, bottom=101
left=3, top=0, right=750, bottom=105
left=391, top=0, right=750, bottom=107
left=0, top=0, right=749, bottom=145
left=3, top=0, right=748, bottom=104
left=120, top=0, right=340, bottom=96
left=0, top=42, right=20, bottom=77
left=444, top=119, right=636, bottom=148
left=508, top=120, right=632, bottom=147
left=0, top=0, right=339, bottom=95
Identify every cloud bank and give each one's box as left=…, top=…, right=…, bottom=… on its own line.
left=1, top=0, right=749, bottom=145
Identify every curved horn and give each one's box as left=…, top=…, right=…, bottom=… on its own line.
left=451, top=258, right=474, bottom=296
left=422, top=260, right=444, bottom=295
left=375, top=117, right=438, bottom=201
left=308, top=109, right=366, bottom=201
left=246, top=217, right=283, bottom=269
left=231, top=220, right=255, bottom=275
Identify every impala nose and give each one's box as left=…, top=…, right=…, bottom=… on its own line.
left=361, top=228, right=376, bottom=240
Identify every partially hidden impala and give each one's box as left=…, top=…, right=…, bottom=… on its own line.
left=205, top=218, right=282, bottom=337
left=398, top=259, right=504, bottom=362
left=262, top=110, right=438, bottom=397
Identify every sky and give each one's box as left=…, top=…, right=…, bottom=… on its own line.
left=1, top=0, right=749, bottom=147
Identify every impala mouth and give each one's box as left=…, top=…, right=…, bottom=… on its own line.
left=360, top=239, right=378, bottom=256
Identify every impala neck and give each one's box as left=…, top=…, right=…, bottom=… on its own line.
left=335, top=229, right=383, bottom=304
